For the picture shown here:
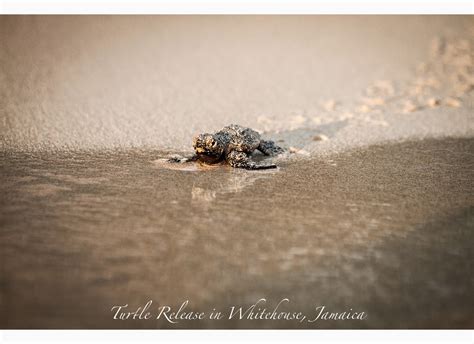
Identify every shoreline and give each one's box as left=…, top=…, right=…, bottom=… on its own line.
left=1, top=137, right=472, bottom=329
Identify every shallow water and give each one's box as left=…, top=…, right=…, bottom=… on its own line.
left=0, top=138, right=473, bottom=328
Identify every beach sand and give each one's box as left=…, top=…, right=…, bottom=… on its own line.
left=1, top=16, right=473, bottom=153
left=1, top=138, right=473, bottom=328
left=0, top=16, right=473, bottom=329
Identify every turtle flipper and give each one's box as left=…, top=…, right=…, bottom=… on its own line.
left=226, top=151, right=277, bottom=170
left=167, top=154, right=199, bottom=163
left=245, top=163, right=277, bottom=170
left=258, top=140, right=284, bottom=156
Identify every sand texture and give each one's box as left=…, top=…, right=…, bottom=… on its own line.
left=1, top=16, right=473, bottom=154
left=1, top=138, right=473, bottom=328
left=0, top=16, right=473, bottom=329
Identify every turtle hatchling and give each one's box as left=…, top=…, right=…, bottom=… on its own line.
left=178, top=124, right=284, bottom=170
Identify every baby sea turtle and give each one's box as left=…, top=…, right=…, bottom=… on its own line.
left=178, top=124, right=284, bottom=170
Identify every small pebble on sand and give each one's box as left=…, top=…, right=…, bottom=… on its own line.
left=403, top=100, right=419, bottom=113
left=289, top=147, right=310, bottom=156
left=356, top=104, right=372, bottom=113
left=456, top=83, right=473, bottom=95
left=313, top=134, right=329, bottom=141
left=445, top=97, right=461, bottom=108
left=362, top=97, right=385, bottom=106
left=288, top=114, right=307, bottom=130
left=427, top=98, right=440, bottom=108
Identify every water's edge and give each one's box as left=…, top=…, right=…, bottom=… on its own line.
left=1, top=137, right=473, bottom=328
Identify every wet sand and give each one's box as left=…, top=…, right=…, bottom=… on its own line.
left=1, top=137, right=473, bottom=329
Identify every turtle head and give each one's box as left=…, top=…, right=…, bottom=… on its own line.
left=192, top=133, right=225, bottom=164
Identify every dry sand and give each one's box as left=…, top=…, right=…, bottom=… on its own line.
left=1, top=16, right=473, bottom=153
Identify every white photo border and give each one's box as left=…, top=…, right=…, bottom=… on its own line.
left=0, top=0, right=473, bottom=14
left=0, top=0, right=472, bottom=342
